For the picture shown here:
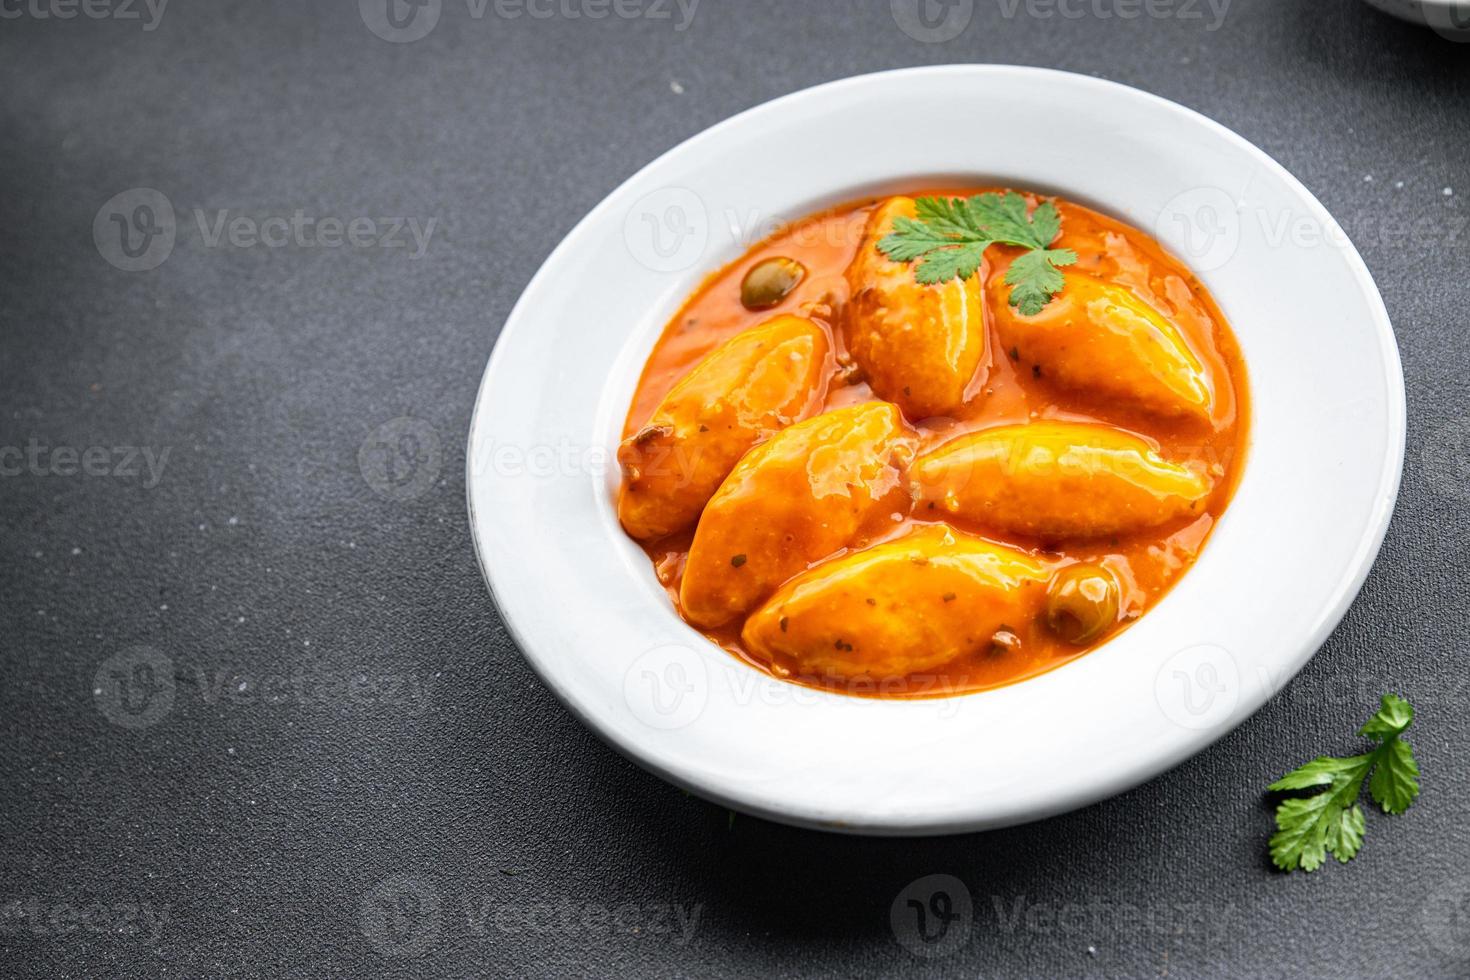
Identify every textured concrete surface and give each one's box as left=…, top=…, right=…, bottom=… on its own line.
left=1, top=0, right=1468, bottom=976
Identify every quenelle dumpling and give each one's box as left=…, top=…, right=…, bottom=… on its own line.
left=679, top=402, right=914, bottom=628
left=844, top=197, right=987, bottom=420
left=990, top=271, right=1216, bottom=423
left=617, top=315, right=829, bottom=540
left=742, top=524, right=1050, bottom=680
left=910, top=421, right=1214, bottom=539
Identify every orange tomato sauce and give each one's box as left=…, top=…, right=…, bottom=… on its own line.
left=620, top=188, right=1250, bottom=698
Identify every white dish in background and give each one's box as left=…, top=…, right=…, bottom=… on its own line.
left=1363, top=0, right=1470, bottom=35
left=466, top=66, right=1404, bottom=835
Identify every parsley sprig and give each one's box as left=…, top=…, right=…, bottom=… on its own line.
left=876, top=192, right=1078, bottom=315
left=1267, top=694, right=1421, bottom=872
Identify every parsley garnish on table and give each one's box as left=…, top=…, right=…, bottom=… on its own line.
left=876, top=191, right=1078, bottom=314
left=1267, top=694, right=1421, bottom=872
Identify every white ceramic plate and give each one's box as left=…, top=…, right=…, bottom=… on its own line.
left=466, top=66, right=1404, bottom=835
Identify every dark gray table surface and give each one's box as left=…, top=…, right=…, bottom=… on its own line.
left=2, top=1, right=1468, bottom=977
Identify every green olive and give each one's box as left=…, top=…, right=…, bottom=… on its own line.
left=740, top=257, right=806, bottom=310
left=1044, top=563, right=1122, bottom=645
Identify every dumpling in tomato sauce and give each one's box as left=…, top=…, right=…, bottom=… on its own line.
left=910, top=421, right=1214, bottom=540
left=617, top=315, right=829, bottom=541
left=990, top=271, right=1218, bottom=424
left=742, top=524, right=1051, bottom=681
left=844, top=197, right=987, bottom=420
left=680, top=401, right=914, bottom=628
